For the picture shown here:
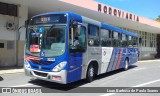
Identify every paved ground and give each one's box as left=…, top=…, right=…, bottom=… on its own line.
left=0, top=60, right=160, bottom=96
left=0, top=66, right=23, bottom=75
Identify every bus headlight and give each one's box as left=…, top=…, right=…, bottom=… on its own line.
left=24, top=59, right=31, bottom=68
left=52, top=61, right=67, bottom=72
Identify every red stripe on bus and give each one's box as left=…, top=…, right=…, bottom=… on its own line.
left=25, top=56, right=38, bottom=61
left=116, top=48, right=122, bottom=69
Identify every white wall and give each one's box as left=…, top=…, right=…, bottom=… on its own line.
left=0, top=15, right=18, bottom=40
left=0, top=5, right=28, bottom=66
left=18, top=5, right=28, bottom=66
left=19, top=5, right=28, bottom=41
left=0, top=5, right=28, bottom=40
left=0, top=15, right=18, bottom=66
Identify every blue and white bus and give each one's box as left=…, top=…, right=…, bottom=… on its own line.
left=24, top=12, right=139, bottom=84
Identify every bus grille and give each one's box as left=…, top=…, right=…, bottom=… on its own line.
left=33, top=71, right=48, bottom=77
left=32, top=66, right=51, bottom=71
left=30, top=59, right=54, bottom=65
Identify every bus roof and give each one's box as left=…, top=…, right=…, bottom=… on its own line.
left=101, top=23, right=138, bottom=37
left=32, top=12, right=138, bottom=37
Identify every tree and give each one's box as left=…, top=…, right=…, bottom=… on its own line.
left=155, top=15, right=160, bottom=22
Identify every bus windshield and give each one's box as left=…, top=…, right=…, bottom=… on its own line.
left=25, top=25, right=66, bottom=57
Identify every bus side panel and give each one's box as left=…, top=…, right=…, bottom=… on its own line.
left=119, top=48, right=128, bottom=69
left=67, top=53, right=82, bottom=83
left=128, top=48, right=136, bottom=65
left=111, top=48, right=122, bottom=70
left=118, top=48, right=138, bottom=69
left=128, top=48, right=138, bottom=64
left=101, top=47, right=113, bottom=73
left=107, top=48, right=126, bottom=71
left=132, top=48, right=138, bottom=63
left=81, top=52, right=88, bottom=79
left=106, top=48, right=116, bottom=72
left=87, top=47, right=101, bottom=74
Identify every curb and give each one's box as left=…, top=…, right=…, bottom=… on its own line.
left=138, top=59, right=160, bottom=63
left=0, top=69, right=24, bottom=75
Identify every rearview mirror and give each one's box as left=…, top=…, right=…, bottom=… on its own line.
left=139, top=38, right=142, bottom=44
left=77, top=25, right=81, bottom=36
left=25, top=20, right=29, bottom=28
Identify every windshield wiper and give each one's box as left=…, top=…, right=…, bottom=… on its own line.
left=28, top=26, right=37, bottom=33
left=46, top=24, right=55, bottom=33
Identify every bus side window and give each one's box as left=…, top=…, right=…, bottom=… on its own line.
left=69, top=25, right=86, bottom=53
left=122, top=34, right=127, bottom=47
left=69, top=26, right=79, bottom=52
left=118, top=33, right=122, bottom=47
left=100, top=29, right=111, bottom=47
left=113, top=31, right=119, bottom=47
left=78, top=26, right=86, bottom=51
left=132, top=37, right=138, bottom=48
left=128, top=36, right=133, bottom=47
left=88, top=25, right=99, bottom=46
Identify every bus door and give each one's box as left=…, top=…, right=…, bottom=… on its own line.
left=67, top=24, right=87, bottom=83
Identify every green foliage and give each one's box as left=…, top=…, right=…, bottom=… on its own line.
left=155, top=15, right=160, bottom=22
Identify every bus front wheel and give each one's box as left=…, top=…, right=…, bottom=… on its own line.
left=86, top=64, right=95, bottom=82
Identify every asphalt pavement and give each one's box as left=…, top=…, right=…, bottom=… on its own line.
left=0, top=60, right=160, bottom=96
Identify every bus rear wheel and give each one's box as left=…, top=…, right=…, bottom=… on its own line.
left=86, top=64, right=95, bottom=82
left=124, top=59, right=129, bottom=71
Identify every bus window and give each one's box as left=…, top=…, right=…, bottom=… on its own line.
left=128, top=36, right=138, bottom=48
left=118, top=33, right=122, bottom=47
left=69, top=26, right=79, bottom=51
left=78, top=26, right=86, bottom=51
left=113, top=31, right=119, bottom=47
left=69, top=25, right=86, bottom=53
left=128, top=36, right=133, bottom=47
left=132, top=37, right=138, bottom=48
left=88, top=25, right=99, bottom=46
left=100, top=29, right=111, bottom=47
left=122, top=34, right=127, bottom=47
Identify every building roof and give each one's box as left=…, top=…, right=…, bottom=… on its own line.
left=2, top=0, right=160, bottom=33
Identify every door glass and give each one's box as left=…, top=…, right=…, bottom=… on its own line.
left=69, top=26, right=86, bottom=53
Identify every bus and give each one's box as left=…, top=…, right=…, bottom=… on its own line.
left=24, top=12, right=139, bottom=84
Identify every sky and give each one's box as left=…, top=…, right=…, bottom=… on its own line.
left=95, top=0, right=160, bottom=20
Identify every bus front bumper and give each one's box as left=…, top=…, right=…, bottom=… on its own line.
left=24, top=67, right=67, bottom=84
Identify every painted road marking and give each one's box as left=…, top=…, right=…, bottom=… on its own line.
left=98, top=68, right=146, bottom=86
left=132, top=67, right=146, bottom=71
left=95, top=67, right=147, bottom=86
left=132, top=79, right=160, bottom=87
left=100, top=78, right=160, bottom=96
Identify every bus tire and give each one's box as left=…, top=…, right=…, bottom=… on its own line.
left=86, top=64, right=95, bottom=82
left=124, top=59, right=129, bottom=71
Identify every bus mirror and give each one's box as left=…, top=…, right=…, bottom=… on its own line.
left=25, top=20, right=29, bottom=28
left=139, top=38, right=142, bottom=44
left=77, top=25, right=81, bottom=35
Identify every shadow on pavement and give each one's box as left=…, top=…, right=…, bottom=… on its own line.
left=28, top=65, right=137, bottom=92
left=0, top=76, right=4, bottom=81
left=29, top=78, right=87, bottom=92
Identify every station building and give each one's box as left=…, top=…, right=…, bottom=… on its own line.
left=0, top=0, right=160, bottom=66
